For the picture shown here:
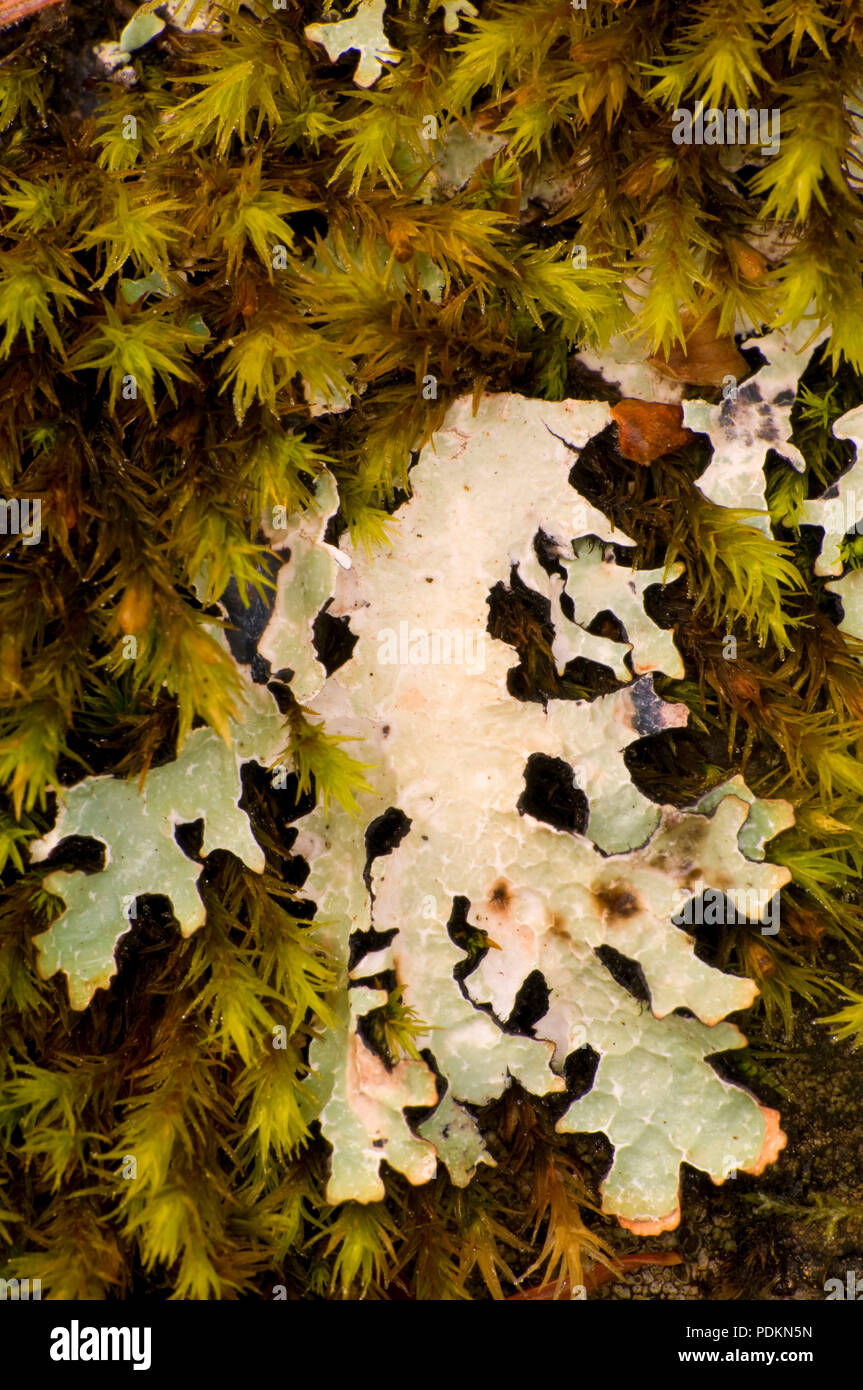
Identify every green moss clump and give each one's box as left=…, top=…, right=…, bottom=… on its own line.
left=1, top=0, right=863, bottom=1299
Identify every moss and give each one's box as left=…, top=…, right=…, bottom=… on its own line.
left=1, top=0, right=863, bottom=1299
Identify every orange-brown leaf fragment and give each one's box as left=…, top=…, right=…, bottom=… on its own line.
left=117, top=579, right=153, bottom=636
left=0, top=0, right=63, bottom=28
left=729, top=238, right=768, bottom=282
left=649, top=308, right=748, bottom=387
left=611, top=399, right=695, bottom=465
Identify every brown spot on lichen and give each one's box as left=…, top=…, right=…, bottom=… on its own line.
left=549, top=911, right=570, bottom=939
left=489, top=879, right=511, bottom=910
left=649, top=817, right=709, bottom=867
left=594, top=882, right=641, bottom=920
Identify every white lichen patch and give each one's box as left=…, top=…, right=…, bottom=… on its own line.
left=577, top=334, right=686, bottom=404
left=315, top=984, right=439, bottom=1204
left=577, top=320, right=828, bottom=531
left=418, top=1090, right=496, bottom=1187
left=304, top=0, right=402, bottom=88
left=551, top=539, right=685, bottom=681
left=259, top=469, right=349, bottom=703
left=555, top=971, right=775, bottom=1233
left=799, top=404, right=863, bottom=576
left=826, top=567, right=863, bottom=647
left=289, top=392, right=789, bottom=1221
left=428, top=0, right=478, bottom=33
left=695, top=775, right=795, bottom=861
left=163, top=0, right=224, bottom=33
left=29, top=681, right=286, bottom=1011
left=682, top=320, right=828, bottom=529
left=802, top=405, right=863, bottom=650
left=466, top=797, right=786, bottom=1031
left=30, top=389, right=791, bottom=1228
left=430, top=122, right=509, bottom=198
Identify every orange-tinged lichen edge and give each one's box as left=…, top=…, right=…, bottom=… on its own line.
left=617, top=1200, right=682, bottom=1236
left=613, top=1108, right=785, bottom=1232
left=741, top=1105, right=787, bottom=1177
